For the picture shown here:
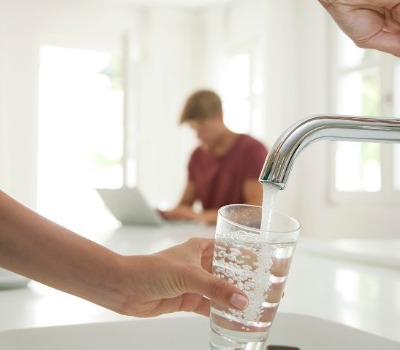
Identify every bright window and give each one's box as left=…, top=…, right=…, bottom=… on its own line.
left=220, top=48, right=264, bottom=138
left=333, top=30, right=400, bottom=198
left=336, top=67, right=382, bottom=192
left=37, top=46, right=125, bottom=231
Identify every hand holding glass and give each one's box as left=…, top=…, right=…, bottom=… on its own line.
left=209, top=204, right=300, bottom=350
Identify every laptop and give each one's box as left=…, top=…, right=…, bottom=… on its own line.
left=96, top=187, right=165, bottom=226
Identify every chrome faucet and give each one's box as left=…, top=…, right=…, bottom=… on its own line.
left=259, top=115, right=400, bottom=189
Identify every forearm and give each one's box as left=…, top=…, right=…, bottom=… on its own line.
left=0, top=191, right=126, bottom=312
left=0, top=191, right=249, bottom=318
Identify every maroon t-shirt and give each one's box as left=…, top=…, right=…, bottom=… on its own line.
left=188, top=134, right=268, bottom=210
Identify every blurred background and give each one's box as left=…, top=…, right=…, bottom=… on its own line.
left=1, top=0, right=400, bottom=239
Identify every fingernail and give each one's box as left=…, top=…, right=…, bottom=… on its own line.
left=229, top=293, right=248, bottom=310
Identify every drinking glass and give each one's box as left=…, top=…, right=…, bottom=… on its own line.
left=209, top=204, right=300, bottom=350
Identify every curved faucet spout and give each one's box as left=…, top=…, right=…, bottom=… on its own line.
left=259, top=115, right=400, bottom=189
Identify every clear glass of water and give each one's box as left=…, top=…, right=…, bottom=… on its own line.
left=209, top=204, right=300, bottom=350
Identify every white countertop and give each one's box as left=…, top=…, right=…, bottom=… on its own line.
left=0, top=223, right=399, bottom=343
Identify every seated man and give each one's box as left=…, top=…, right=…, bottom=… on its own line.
left=160, top=89, right=268, bottom=225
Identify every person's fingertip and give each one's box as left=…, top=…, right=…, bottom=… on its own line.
left=229, top=293, right=248, bottom=310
